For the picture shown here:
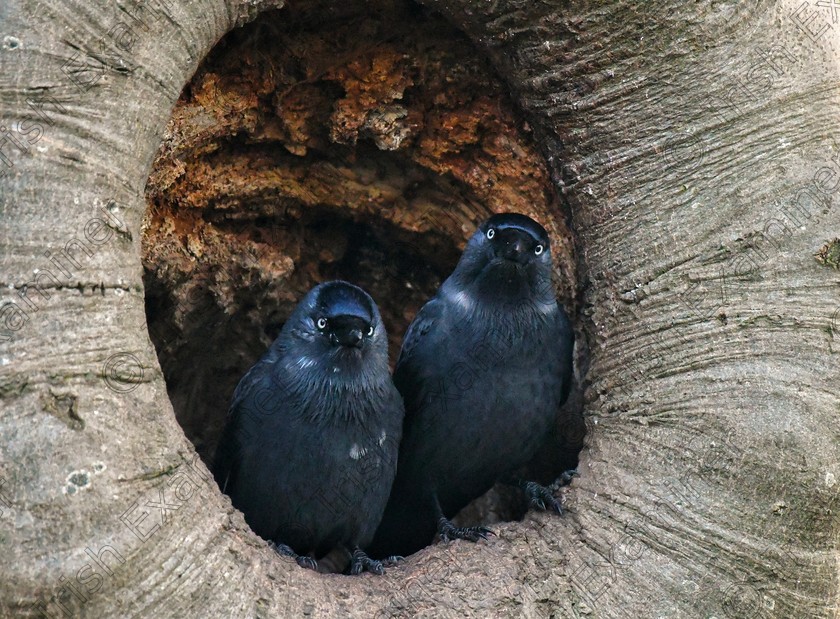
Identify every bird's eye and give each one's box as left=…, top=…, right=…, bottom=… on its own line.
left=534, top=244, right=544, bottom=255
left=486, top=228, right=495, bottom=239
left=316, top=317, right=328, bottom=330
left=367, top=325, right=375, bottom=337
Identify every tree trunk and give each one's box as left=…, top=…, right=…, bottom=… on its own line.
left=1, top=0, right=838, bottom=617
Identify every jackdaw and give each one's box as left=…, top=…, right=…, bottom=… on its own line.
left=369, top=213, right=574, bottom=558
left=213, top=281, right=404, bottom=574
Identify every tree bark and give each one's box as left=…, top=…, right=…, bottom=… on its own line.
left=1, top=1, right=838, bottom=618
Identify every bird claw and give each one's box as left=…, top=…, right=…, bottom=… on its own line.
left=297, top=555, right=318, bottom=570
left=437, top=517, right=495, bottom=543
left=271, top=542, right=318, bottom=571
left=558, top=468, right=578, bottom=487
left=382, top=555, right=404, bottom=567
left=350, top=548, right=385, bottom=575
left=523, top=481, right=564, bottom=514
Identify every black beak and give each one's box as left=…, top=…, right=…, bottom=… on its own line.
left=496, top=230, right=532, bottom=265
left=327, top=314, right=369, bottom=349
left=331, top=327, right=364, bottom=348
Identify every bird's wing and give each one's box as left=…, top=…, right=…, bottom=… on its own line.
left=393, top=297, right=446, bottom=418
left=229, top=357, right=268, bottom=412
left=396, top=297, right=444, bottom=366
left=212, top=407, right=241, bottom=494
left=212, top=350, right=279, bottom=493
left=555, top=305, right=575, bottom=405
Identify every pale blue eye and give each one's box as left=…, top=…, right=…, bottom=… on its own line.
left=486, top=228, right=495, bottom=239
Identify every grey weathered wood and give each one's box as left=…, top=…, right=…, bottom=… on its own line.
left=1, top=0, right=838, bottom=617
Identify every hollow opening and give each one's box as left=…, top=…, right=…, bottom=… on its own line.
left=142, top=0, right=583, bottom=561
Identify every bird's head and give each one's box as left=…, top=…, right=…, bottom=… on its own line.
left=281, top=281, right=389, bottom=379
left=448, top=213, right=555, bottom=308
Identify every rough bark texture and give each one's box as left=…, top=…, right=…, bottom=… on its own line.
left=0, top=1, right=838, bottom=618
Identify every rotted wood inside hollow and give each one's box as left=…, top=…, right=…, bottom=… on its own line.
left=141, top=0, right=580, bottom=532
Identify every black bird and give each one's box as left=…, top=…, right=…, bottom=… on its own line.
left=369, top=213, right=574, bottom=558
left=213, top=281, right=404, bottom=574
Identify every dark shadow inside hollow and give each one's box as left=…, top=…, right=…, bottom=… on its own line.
left=142, top=0, right=583, bottom=558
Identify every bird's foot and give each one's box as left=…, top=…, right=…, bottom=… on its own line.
left=272, top=542, right=318, bottom=570
left=382, top=555, right=404, bottom=567
left=350, top=547, right=385, bottom=575
left=558, top=468, right=578, bottom=487
left=522, top=480, right=563, bottom=514
left=437, top=516, right=495, bottom=543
